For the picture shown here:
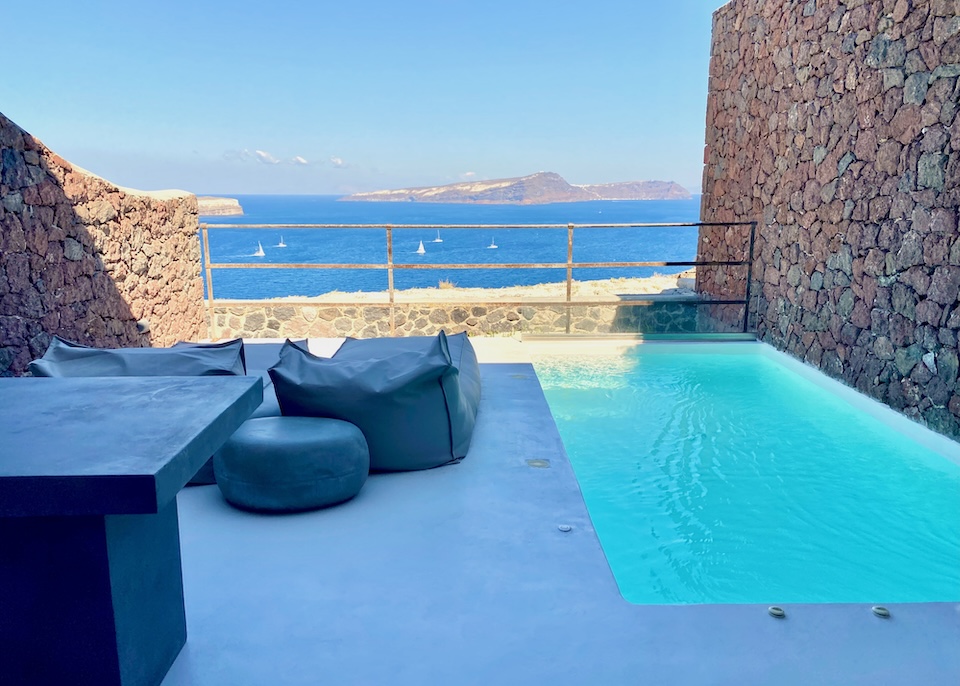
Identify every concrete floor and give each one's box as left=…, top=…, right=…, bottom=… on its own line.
left=164, top=348, right=960, bottom=686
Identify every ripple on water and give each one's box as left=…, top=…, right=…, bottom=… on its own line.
left=534, top=350, right=960, bottom=604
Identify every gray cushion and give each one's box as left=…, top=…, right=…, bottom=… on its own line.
left=214, top=416, right=369, bottom=512
left=30, top=337, right=246, bottom=377
left=269, top=331, right=481, bottom=472
left=334, top=332, right=481, bottom=460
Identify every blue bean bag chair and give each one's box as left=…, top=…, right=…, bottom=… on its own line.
left=269, top=331, right=481, bottom=472
left=29, top=336, right=247, bottom=377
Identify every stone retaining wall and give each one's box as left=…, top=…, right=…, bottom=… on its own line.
left=0, top=113, right=206, bottom=375
left=209, top=298, right=741, bottom=339
left=699, top=0, right=960, bottom=436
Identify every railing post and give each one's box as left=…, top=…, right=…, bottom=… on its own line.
left=742, top=221, right=757, bottom=333
left=200, top=223, right=216, bottom=340
left=386, top=225, right=395, bottom=336
left=566, top=223, right=574, bottom=334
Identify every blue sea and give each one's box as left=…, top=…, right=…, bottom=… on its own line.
left=200, top=195, right=702, bottom=299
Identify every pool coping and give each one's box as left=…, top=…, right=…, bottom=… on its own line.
left=165, top=354, right=960, bottom=686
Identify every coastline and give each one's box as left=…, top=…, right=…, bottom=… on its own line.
left=255, top=272, right=696, bottom=304
left=197, top=196, right=244, bottom=216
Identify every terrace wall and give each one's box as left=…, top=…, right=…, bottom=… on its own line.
left=209, top=298, right=736, bottom=339
left=0, top=113, right=206, bottom=375
left=699, top=0, right=960, bottom=436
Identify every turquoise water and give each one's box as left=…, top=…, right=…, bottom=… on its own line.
left=534, top=347, right=960, bottom=605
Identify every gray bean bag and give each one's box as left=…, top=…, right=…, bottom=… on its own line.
left=269, top=331, right=481, bottom=472
left=334, top=332, right=481, bottom=460
left=29, top=336, right=247, bottom=377
left=215, top=416, right=369, bottom=512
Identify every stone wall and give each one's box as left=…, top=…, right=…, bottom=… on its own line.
left=0, top=113, right=206, bottom=375
left=700, top=0, right=960, bottom=435
left=210, top=298, right=741, bottom=339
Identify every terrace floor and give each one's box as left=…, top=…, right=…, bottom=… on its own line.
left=163, top=338, right=960, bottom=686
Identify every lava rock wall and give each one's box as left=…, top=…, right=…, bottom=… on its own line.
left=0, top=113, right=206, bottom=375
left=700, top=0, right=960, bottom=436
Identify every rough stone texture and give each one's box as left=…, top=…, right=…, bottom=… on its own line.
left=210, top=298, right=742, bottom=340
left=0, top=113, right=205, bottom=375
left=700, top=0, right=960, bottom=438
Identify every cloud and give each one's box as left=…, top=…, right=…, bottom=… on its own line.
left=255, top=150, right=280, bottom=164
left=459, top=171, right=476, bottom=180
left=223, top=148, right=254, bottom=162
left=330, top=156, right=347, bottom=168
left=223, top=149, right=316, bottom=167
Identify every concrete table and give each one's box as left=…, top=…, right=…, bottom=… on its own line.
left=0, top=376, right=262, bottom=686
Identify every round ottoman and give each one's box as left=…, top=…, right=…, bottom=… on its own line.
left=215, top=416, right=369, bottom=512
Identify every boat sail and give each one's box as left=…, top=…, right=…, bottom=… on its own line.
left=487, top=237, right=498, bottom=249
left=277, top=236, right=287, bottom=248
left=416, top=241, right=426, bottom=255
left=253, top=241, right=266, bottom=257
left=432, top=230, right=443, bottom=243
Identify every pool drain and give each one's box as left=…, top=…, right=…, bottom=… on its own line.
left=768, top=606, right=786, bottom=618
left=872, top=606, right=891, bottom=618
left=526, top=459, right=551, bottom=468
left=558, top=524, right=572, bottom=532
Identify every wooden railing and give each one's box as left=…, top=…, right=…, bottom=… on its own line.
left=200, top=221, right=757, bottom=336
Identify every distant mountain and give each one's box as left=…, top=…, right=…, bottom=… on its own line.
left=339, top=172, right=690, bottom=205
left=577, top=180, right=692, bottom=201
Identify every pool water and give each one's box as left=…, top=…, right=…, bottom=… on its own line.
left=534, top=345, right=960, bottom=605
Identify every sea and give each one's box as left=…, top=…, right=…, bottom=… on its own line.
left=200, top=195, right=702, bottom=300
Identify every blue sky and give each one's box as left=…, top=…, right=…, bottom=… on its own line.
left=3, top=0, right=724, bottom=195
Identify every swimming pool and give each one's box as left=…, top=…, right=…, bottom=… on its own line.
left=533, top=342, right=960, bottom=605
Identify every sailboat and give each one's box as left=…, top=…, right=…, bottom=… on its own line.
left=432, top=230, right=443, bottom=243
left=253, top=241, right=266, bottom=257
left=487, top=237, right=498, bottom=249
left=416, top=240, right=426, bottom=255
left=277, top=236, right=287, bottom=248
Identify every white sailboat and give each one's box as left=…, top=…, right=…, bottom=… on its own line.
left=487, top=237, right=498, bottom=249
left=416, top=240, right=426, bottom=255
left=432, top=230, right=443, bottom=243
left=253, top=241, right=266, bottom=257
left=277, top=236, right=287, bottom=248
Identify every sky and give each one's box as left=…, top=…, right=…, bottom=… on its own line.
left=2, top=0, right=725, bottom=196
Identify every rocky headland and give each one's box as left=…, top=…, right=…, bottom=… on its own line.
left=340, top=172, right=691, bottom=204
left=197, top=196, right=243, bottom=216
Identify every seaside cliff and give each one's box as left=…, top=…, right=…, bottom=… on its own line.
left=341, top=172, right=691, bottom=204
left=198, top=196, right=243, bottom=216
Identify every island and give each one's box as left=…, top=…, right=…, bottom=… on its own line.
left=339, top=172, right=691, bottom=205
left=197, top=195, right=244, bottom=216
